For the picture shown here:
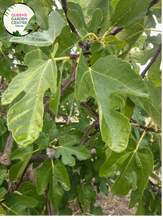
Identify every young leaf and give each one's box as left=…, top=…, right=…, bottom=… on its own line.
left=2, top=50, right=57, bottom=147
left=129, top=81, right=161, bottom=128
left=55, top=136, right=91, bottom=166
left=24, top=0, right=48, bottom=29
left=87, top=0, right=111, bottom=33
left=36, top=159, right=70, bottom=211
left=10, top=11, right=64, bottom=47
left=117, top=19, right=145, bottom=59
left=77, top=183, right=96, bottom=213
left=67, top=2, right=103, bottom=35
left=99, top=139, right=153, bottom=198
left=75, top=53, right=148, bottom=152
left=55, top=26, right=81, bottom=57
left=90, top=205, right=103, bottom=215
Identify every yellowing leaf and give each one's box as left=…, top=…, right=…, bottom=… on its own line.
left=2, top=49, right=57, bottom=147
left=75, top=54, right=148, bottom=152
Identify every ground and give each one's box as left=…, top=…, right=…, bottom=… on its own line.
left=69, top=190, right=137, bottom=216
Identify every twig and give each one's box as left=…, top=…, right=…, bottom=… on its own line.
left=67, top=103, right=73, bottom=124
left=61, top=60, right=77, bottom=96
left=0, top=106, right=7, bottom=117
left=130, top=118, right=161, bottom=133
left=98, top=27, right=124, bottom=41
left=78, top=118, right=99, bottom=146
left=46, top=109, right=55, bottom=121
left=140, top=43, right=162, bottom=78
left=81, top=102, right=98, bottom=118
left=45, top=184, right=52, bottom=215
left=15, top=63, right=28, bottom=68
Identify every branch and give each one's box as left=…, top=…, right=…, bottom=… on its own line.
left=78, top=117, right=99, bottom=146
left=98, top=27, right=124, bottom=41
left=61, top=0, right=84, bottom=48
left=148, top=0, right=160, bottom=9
left=130, top=118, right=161, bottom=133
left=61, top=0, right=79, bottom=37
left=29, top=154, right=49, bottom=163
left=140, top=43, right=162, bottom=78
left=45, top=184, right=52, bottom=215
left=0, top=132, right=14, bottom=166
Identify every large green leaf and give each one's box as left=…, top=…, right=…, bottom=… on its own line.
left=99, top=139, right=153, bottom=198
left=19, top=182, right=46, bottom=214
left=10, top=11, right=64, bottom=47
left=36, top=159, right=70, bottom=211
left=75, top=53, right=148, bottom=152
left=111, top=0, right=151, bottom=28
left=2, top=50, right=57, bottom=147
left=5, top=193, right=38, bottom=215
left=55, top=136, right=91, bottom=166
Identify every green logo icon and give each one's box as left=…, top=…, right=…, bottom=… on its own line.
left=3, top=3, right=36, bottom=36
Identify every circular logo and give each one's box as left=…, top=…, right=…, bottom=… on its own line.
left=3, top=3, right=36, bottom=36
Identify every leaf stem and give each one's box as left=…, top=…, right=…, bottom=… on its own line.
left=13, top=190, right=22, bottom=195
left=145, top=29, right=162, bottom=33
left=135, top=130, right=146, bottom=152
left=32, top=149, right=40, bottom=153
left=100, top=26, right=113, bottom=42
left=1, top=203, right=10, bottom=211
left=51, top=159, right=54, bottom=167
left=83, top=33, right=99, bottom=42
left=54, top=57, right=70, bottom=61
left=130, top=123, right=140, bottom=126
